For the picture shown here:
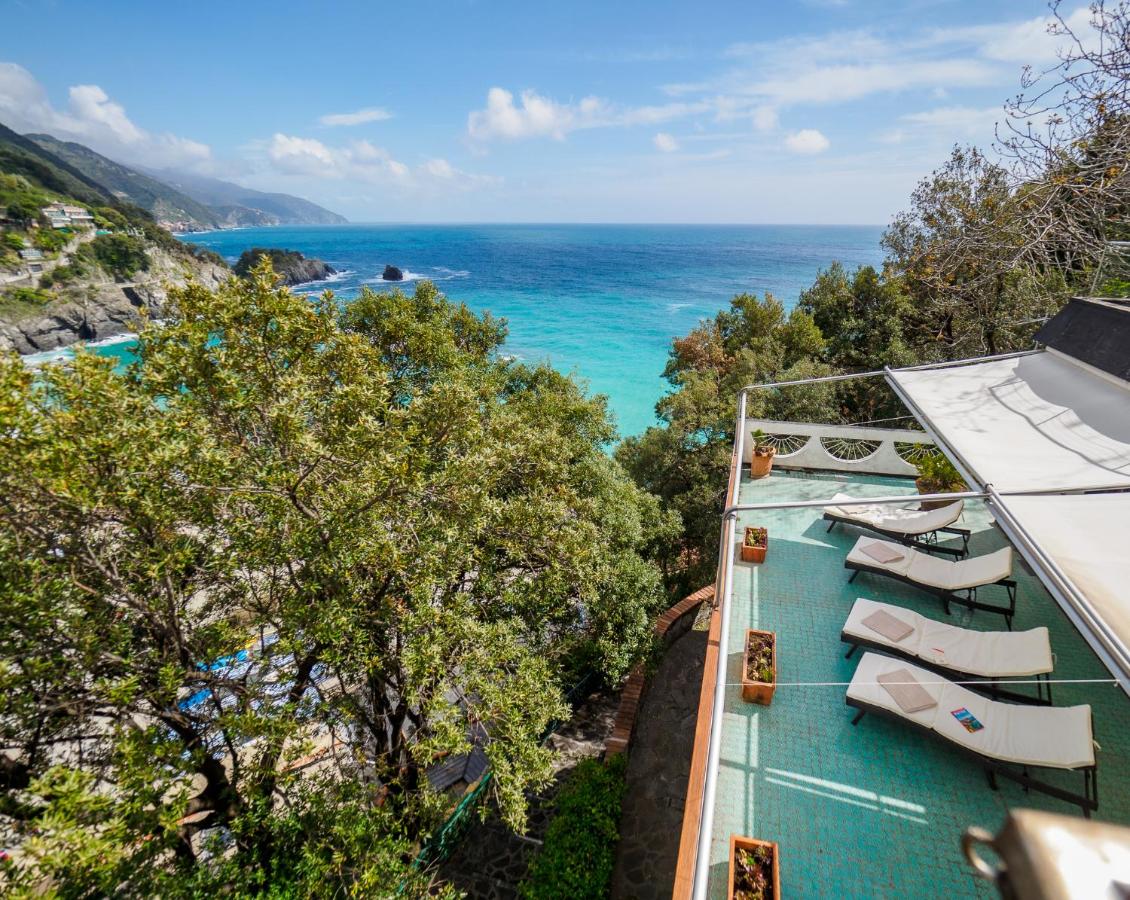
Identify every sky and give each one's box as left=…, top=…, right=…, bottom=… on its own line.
left=0, top=0, right=1093, bottom=224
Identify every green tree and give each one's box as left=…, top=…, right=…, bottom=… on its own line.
left=5, top=197, right=41, bottom=227
left=90, top=232, right=149, bottom=279
left=797, top=263, right=917, bottom=421
left=0, top=266, right=667, bottom=895
left=617, top=292, right=835, bottom=596
left=883, top=146, right=1067, bottom=359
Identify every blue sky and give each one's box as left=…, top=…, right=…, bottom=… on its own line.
left=0, top=0, right=1090, bottom=224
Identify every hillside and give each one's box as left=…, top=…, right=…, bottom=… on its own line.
left=0, top=122, right=111, bottom=208
left=27, top=133, right=222, bottom=230
left=148, top=169, right=348, bottom=226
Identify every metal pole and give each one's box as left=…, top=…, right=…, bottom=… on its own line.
left=723, top=490, right=986, bottom=516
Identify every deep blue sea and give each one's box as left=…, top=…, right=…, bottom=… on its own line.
left=46, top=224, right=883, bottom=436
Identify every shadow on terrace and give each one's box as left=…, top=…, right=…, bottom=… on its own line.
left=700, top=433, right=1130, bottom=899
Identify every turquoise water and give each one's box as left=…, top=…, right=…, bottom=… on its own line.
left=50, top=224, right=883, bottom=436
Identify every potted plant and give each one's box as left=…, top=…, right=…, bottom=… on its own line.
left=915, top=452, right=966, bottom=510
left=740, top=526, right=768, bottom=564
left=749, top=429, right=777, bottom=479
left=728, top=834, right=780, bottom=900
left=741, top=629, right=776, bottom=705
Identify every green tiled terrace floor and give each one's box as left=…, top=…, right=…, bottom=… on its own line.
left=705, top=469, right=1130, bottom=899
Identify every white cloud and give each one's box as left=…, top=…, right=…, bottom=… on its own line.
left=0, top=62, right=212, bottom=169
left=466, top=86, right=711, bottom=142
left=653, top=132, right=679, bottom=152
left=900, top=105, right=1002, bottom=136
left=785, top=129, right=830, bottom=154
left=752, top=105, right=779, bottom=132
left=318, top=106, right=393, bottom=127
left=264, top=133, right=493, bottom=191
left=749, top=59, right=998, bottom=106
left=930, top=6, right=1094, bottom=65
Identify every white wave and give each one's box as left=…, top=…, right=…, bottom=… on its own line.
left=666, top=302, right=692, bottom=312
left=22, top=331, right=140, bottom=367
left=297, top=268, right=354, bottom=286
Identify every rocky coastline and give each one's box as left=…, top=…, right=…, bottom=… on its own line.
left=0, top=248, right=228, bottom=356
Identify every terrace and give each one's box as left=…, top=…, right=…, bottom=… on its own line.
left=672, top=298, right=1130, bottom=898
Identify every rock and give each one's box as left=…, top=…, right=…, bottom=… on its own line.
left=0, top=244, right=228, bottom=357
left=233, top=248, right=334, bottom=286
left=382, top=264, right=404, bottom=281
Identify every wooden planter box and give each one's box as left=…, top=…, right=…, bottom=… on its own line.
left=728, top=834, right=780, bottom=900
left=916, top=477, right=959, bottom=511
left=740, top=526, right=768, bottom=564
left=742, top=629, right=776, bottom=705
left=750, top=447, right=776, bottom=479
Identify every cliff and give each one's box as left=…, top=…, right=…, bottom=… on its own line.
left=0, top=245, right=228, bottom=355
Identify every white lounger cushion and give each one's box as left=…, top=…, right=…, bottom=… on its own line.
left=848, top=653, right=1094, bottom=769
left=844, top=598, right=1053, bottom=677
left=847, top=537, right=1012, bottom=590
left=825, top=493, right=964, bottom=536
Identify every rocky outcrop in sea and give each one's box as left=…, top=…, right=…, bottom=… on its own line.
left=382, top=264, right=404, bottom=281
left=234, top=248, right=335, bottom=286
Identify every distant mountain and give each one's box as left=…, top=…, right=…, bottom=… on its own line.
left=146, top=169, right=348, bottom=227
left=5, top=125, right=347, bottom=231
left=0, top=122, right=112, bottom=207
left=27, top=133, right=222, bottom=230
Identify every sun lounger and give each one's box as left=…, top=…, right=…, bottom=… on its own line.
left=823, top=493, right=970, bottom=557
left=846, top=652, right=1097, bottom=815
left=841, top=598, right=1054, bottom=703
left=845, top=537, right=1018, bottom=628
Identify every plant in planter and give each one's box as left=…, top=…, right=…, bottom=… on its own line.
left=740, top=526, right=768, bottom=564
left=915, top=452, right=966, bottom=510
left=729, top=835, right=780, bottom=900
left=741, top=629, right=776, bottom=705
left=749, top=429, right=777, bottom=479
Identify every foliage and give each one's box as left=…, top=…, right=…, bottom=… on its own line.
left=90, top=232, right=149, bottom=279
left=616, top=292, right=834, bottom=597
left=519, top=755, right=628, bottom=900
left=750, top=428, right=774, bottom=457
left=32, top=228, right=67, bottom=253
left=915, top=451, right=966, bottom=493
left=743, top=526, right=767, bottom=548
left=733, top=843, right=775, bottom=900
left=0, top=265, right=667, bottom=894
left=744, top=632, right=774, bottom=685
left=798, top=262, right=917, bottom=420
left=2, top=231, right=25, bottom=252
left=0, top=286, right=52, bottom=307
left=5, top=197, right=42, bottom=227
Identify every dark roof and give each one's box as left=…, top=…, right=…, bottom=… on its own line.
left=1035, top=298, right=1130, bottom=383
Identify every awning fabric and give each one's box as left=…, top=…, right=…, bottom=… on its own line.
left=887, top=349, right=1130, bottom=688
left=889, top=351, right=1130, bottom=492
left=999, top=493, right=1130, bottom=685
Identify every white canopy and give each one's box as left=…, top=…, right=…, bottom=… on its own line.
left=997, top=493, right=1130, bottom=687
left=889, top=350, right=1130, bottom=492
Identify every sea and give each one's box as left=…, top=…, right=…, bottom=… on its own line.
left=32, top=224, right=884, bottom=437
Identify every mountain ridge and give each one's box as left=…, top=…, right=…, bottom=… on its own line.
left=14, top=128, right=346, bottom=230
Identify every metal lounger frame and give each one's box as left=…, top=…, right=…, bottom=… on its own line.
left=844, top=559, right=1018, bottom=629
left=824, top=511, right=971, bottom=558
left=840, top=631, right=1053, bottom=705
left=845, top=696, right=1098, bottom=817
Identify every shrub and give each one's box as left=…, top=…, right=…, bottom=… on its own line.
left=91, top=233, right=149, bottom=280
left=2, top=231, right=25, bottom=252
left=33, top=229, right=67, bottom=253
left=520, top=755, right=628, bottom=900
left=916, top=451, right=965, bottom=492
left=1, top=286, right=53, bottom=307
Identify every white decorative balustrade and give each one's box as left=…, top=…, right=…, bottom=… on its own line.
left=743, top=419, right=934, bottom=477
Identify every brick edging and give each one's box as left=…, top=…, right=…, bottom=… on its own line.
left=605, top=585, right=714, bottom=756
